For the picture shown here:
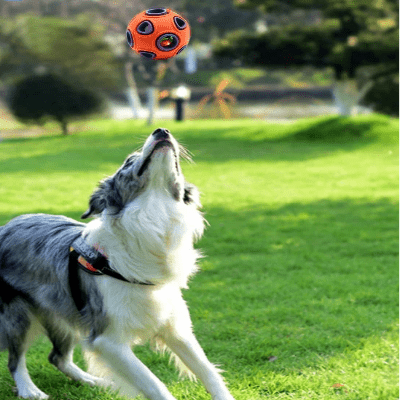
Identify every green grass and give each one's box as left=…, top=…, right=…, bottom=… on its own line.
left=0, top=115, right=398, bottom=400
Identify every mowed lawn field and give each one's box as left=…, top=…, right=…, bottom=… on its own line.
left=0, top=115, right=398, bottom=400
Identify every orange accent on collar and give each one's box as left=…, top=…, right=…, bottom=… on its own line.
left=77, top=256, right=99, bottom=273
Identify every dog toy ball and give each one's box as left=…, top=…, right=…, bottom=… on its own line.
left=126, top=8, right=191, bottom=60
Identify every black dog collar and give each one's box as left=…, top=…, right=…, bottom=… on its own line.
left=69, top=236, right=154, bottom=286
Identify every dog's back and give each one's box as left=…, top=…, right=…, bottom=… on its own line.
left=0, top=214, right=110, bottom=398
left=0, top=214, right=85, bottom=303
left=0, top=214, right=86, bottom=345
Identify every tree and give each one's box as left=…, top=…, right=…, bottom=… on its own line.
left=0, top=14, right=122, bottom=91
left=214, top=0, right=399, bottom=115
left=182, top=0, right=260, bottom=43
left=0, top=1, right=181, bottom=121
left=8, top=73, right=104, bottom=135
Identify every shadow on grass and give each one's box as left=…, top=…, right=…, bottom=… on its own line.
left=187, top=197, right=398, bottom=371
left=283, top=115, right=390, bottom=142
left=0, top=116, right=397, bottom=174
left=184, top=116, right=395, bottom=163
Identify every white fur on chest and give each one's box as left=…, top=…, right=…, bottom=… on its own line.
left=97, top=280, right=186, bottom=344
left=84, top=188, right=203, bottom=287
left=83, top=183, right=203, bottom=343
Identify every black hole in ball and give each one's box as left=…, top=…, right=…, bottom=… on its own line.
left=145, top=8, right=167, bottom=16
left=137, top=20, right=154, bottom=35
left=156, top=33, right=179, bottom=51
left=174, top=17, right=187, bottom=30
left=126, top=30, right=134, bottom=47
left=139, top=51, right=156, bottom=59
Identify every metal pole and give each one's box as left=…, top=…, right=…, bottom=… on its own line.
left=175, top=99, right=184, bottom=121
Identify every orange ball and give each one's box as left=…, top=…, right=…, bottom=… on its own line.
left=126, top=8, right=191, bottom=60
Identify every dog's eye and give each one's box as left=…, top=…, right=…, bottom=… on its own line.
left=123, top=154, right=140, bottom=171
left=122, top=156, right=138, bottom=171
left=124, top=158, right=134, bottom=168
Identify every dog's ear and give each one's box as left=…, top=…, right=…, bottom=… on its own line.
left=81, top=176, right=122, bottom=219
left=81, top=207, right=94, bottom=220
left=81, top=185, right=107, bottom=219
left=183, top=182, right=201, bottom=208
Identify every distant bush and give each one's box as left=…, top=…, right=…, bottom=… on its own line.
left=8, top=73, right=104, bottom=135
left=362, top=73, right=399, bottom=117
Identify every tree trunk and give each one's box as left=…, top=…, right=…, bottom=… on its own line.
left=61, top=120, right=68, bottom=135
left=33, top=0, right=42, bottom=16
left=146, top=87, right=157, bottom=125
left=333, top=79, right=358, bottom=116
left=333, top=79, right=374, bottom=116
left=124, top=61, right=142, bottom=119
left=60, top=1, right=69, bottom=18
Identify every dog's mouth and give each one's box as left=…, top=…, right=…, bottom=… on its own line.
left=137, top=138, right=178, bottom=177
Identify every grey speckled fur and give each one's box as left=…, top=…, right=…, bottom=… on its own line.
left=0, top=214, right=107, bottom=380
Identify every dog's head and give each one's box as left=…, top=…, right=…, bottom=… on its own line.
left=81, top=128, right=200, bottom=220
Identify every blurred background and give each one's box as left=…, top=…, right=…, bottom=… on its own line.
left=0, top=0, right=398, bottom=136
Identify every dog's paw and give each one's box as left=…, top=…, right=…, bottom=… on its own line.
left=81, top=375, right=106, bottom=387
left=15, top=386, right=49, bottom=399
left=213, top=395, right=235, bottom=400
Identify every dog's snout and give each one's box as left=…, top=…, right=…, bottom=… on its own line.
left=152, top=128, right=170, bottom=140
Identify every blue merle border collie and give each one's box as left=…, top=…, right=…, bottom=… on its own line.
left=0, top=129, right=235, bottom=400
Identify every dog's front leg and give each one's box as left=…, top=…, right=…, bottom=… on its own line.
left=91, top=336, right=176, bottom=400
left=164, top=333, right=235, bottom=400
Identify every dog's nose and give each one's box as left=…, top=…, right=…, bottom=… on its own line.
left=152, top=128, right=170, bottom=140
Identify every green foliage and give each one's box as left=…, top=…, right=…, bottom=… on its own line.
left=214, top=17, right=398, bottom=74
left=8, top=73, right=104, bottom=135
left=235, top=0, right=397, bottom=17
left=362, top=71, right=399, bottom=117
left=0, top=14, right=122, bottom=90
left=182, top=0, right=260, bottom=42
left=0, top=116, right=398, bottom=399
left=214, top=22, right=337, bottom=68
left=214, top=0, right=400, bottom=117
left=215, top=0, right=399, bottom=101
